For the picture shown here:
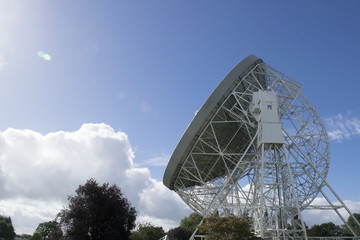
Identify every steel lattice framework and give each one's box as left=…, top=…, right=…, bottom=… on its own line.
left=163, top=56, right=360, bottom=240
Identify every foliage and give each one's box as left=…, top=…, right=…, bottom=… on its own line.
left=30, top=232, right=42, bottom=240
left=35, top=221, right=58, bottom=239
left=167, top=227, right=192, bottom=240
left=0, top=215, right=16, bottom=240
left=307, top=222, right=343, bottom=237
left=56, top=178, right=137, bottom=240
left=16, top=234, right=32, bottom=239
left=198, top=215, right=261, bottom=240
left=130, top=223, right=165, bottom=240
left=287, top=215, right=308, bottom=231
left=343, top=213, right=360, bottom=236
left=285, top=216, right=308, bottom=238
left=180, top=212, right=202, bottom=233
left=48, top=226, right=63, bottom=240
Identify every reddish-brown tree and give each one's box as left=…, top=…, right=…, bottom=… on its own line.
left=56, top=179, right=136, bottom=240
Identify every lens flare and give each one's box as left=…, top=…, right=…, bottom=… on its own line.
left=37, top=51, right=51, bottom=61
left=43, top=54, right=51, bottom=61
left=37, top=51, right=45, bottom=58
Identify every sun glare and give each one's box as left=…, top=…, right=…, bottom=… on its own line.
left=37, top=51, right=51, bottom=61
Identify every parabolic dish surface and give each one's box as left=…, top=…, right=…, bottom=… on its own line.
left=163, top=55, right=264, bottom=190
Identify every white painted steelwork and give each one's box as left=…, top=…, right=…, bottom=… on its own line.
left=163, top=55, right=360, bottom=240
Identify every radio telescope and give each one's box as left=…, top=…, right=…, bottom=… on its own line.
left=163, top=55, right=360, bottom=239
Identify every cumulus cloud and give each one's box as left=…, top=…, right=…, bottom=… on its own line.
left=325, top=113, right=360, bottom=142
left=0, top=198, right=62, bottom=234
left=9, top=123, right=359, bottom=234
left=303, top=198, right=360, bottom=227
left=0, top=123, right=190, bottom=234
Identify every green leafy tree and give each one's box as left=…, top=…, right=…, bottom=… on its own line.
left=307, top=222, right=343, bottom=237
left=180, top=212, right=202, bottom=233
left=343, top=213, right=360, bottom=236
left=0, top=215, right=16, bottom=240
left=167, top=227, right=192, bottom=240
left=34, top=221, right=58, bottom=239
left=16, top=234, right=32, bottom=239
left=56, top=178, right=137, bottom=240
left=198, top=215, right=261, bottom=240
left=30, top=232, right=42, bottom=240
left=130, top=223, right=165, bottom=240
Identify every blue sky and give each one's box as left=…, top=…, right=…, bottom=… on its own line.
left=1, top=0, right=360, bottom=234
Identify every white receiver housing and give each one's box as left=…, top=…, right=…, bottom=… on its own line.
left=250, top=90, right=284, bottom=147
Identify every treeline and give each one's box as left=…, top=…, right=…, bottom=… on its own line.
left=9, top=213, right=360, bottom=240
left=130, top=213, right=261, bottom=240
left=129, top=212, right=202, bottom=240
left=306, top=214, right=360, bottom=237
left=2, top=178, right=359, bottom=240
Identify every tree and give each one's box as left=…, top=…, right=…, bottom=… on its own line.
left=16, top=234, right=32, bottom=239
left=30, top=232, right=42, bottom=240
left=130, top=223, right=165, bottom=240
left=48, top=226, right=63, bottom=240
left=167, top=227, right=192, bottom=240
left=307, top=222, right=343, bottom=237
left=34, top=221, right=58, bottom=239
left=180, top=212, right=202, bottom=233
left=198, top=215, right=261, bottom=240
left=56, top=178, right=137, bottom=240
left=0, top=215, right=16, bottom=240
left=343, top=213, right=360, bottom=236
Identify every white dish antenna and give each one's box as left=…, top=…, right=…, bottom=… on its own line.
left=163, top=55, right=360, bottom=239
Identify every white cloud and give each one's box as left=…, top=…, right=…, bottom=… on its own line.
left=139, top=180, right=189, bottom=220
left=12, top=123, right=360, bottom=234
left=325, top=113, right=360, bottom=142
left=136, top=215, right=181, bottom=232
left=137, top=154, right=170, bottom=167
left=0, top=198, right=62, bottom=234
left=303, top=198, right=360, bottom=227
left=0, top=123, right=190, bottom=234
